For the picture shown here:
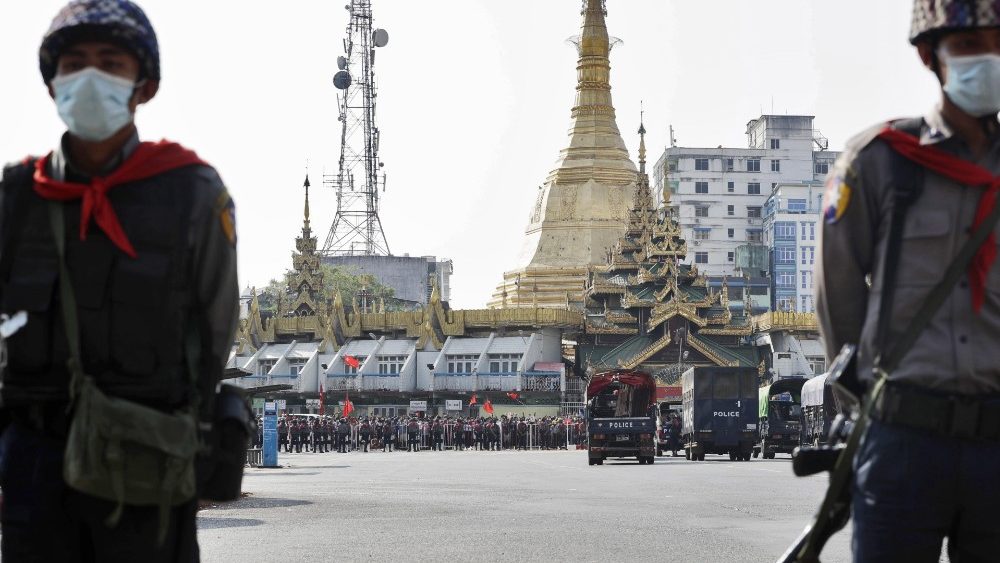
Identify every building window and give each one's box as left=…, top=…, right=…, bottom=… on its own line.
left=771, top=159, right=781, bottom=172
left=748, top=183, right=761, bottom=195
left=695, top=181, right=709, bottom=194
left=747, top=230, right=763, bottom=243
left=668, top=160, right=678, bottom=172
left=777, top=297, right=794, bottom=312
left=801, top=246, right=815, bottom=265
left=810, top=223, right=815, bottom=241
left=776, top=247, right=796, bottom=264
left=788, top=198, right=807, bottom=212
left=728, top=228, right=735, bottom=238
left=726, top=158, right=734, bottom=171
left=728, top=251, right=734, bottom=262
left=258, top=359, right=276, bottom=376
left=289, top=359, right=306, bottom=376
left=727, top=181, right=735, bottom=193
left=344, top=356, right=366, bottom=375
left=775, top=222, right=796, bottom=239
left=747, top=206, right=762, bottom=218
left=777, top=272, right=795, bottom=287
left=446, top=354, right=479, bottom=374
left=727, top=205, right=734, bottom=216
left=695, top=158, right=709, bottom=171
left=694, top=229, right=711, bottom=240
left=747, top=159, right=761, bottom=172
left=378, top=355, right=407, bottom=375
left=814, top=161, right=830, bottom=175
left=695, top=252, right=709, bottom=264
left=770, top=139, right=781, bottom=150
left=801, top=271, right=808, bottom=289
left=487, top=353, right=521, bottom=374
left=695, top=206, right=709, bottom=218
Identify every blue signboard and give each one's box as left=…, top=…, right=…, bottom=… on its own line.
left=262, top=400, right=278, bottom=467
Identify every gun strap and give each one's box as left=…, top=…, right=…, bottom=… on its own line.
left=46, top=201, right=87, bottom=399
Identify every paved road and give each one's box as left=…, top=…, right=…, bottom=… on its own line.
left=197, top=449, right=851, bottom=562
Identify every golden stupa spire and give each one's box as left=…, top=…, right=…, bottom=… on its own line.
left=547, top=0, right=635, bottom=186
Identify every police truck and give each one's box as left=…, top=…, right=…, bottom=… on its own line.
left=586, top=370, right=657, bottom=466
left=681, top=366, right=759, bottom=461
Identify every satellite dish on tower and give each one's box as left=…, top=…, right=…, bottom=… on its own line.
left=333, top=70, right=352, bottom=90
left=372, top=29, right=389, bottom=48
left=337, top=56, right=347, bottom=70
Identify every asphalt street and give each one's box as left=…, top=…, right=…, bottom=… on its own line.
left=197, top=449, right=851, bottom=563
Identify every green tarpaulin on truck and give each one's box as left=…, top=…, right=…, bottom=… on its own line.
left=758, top=377, right=808, bottom=418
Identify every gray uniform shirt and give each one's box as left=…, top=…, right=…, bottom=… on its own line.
left=816, top=106, right=1000, bottom=395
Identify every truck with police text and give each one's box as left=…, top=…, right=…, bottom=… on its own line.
left=681, top=366, right=759, bottom=461
left=586, top=370, right=657, bottom=465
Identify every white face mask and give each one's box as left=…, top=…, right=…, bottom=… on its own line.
left=51, top=67, right=139, bottom=141
left=940, top=50, right=1000, bottom=118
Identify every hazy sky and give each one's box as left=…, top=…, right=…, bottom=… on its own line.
left=0, top=0, right=938, bottom=308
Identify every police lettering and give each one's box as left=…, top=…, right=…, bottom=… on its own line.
left=713, top=411, right=740, bottom=417
left=608, top=422, right=634, bottom=428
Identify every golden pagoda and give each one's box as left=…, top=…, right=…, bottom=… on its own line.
left=578, top=123, right=759, bottom=381
left=488, top=0, right=638, bottom=310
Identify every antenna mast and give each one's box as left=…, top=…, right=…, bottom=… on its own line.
left=322, top=0, right=391, bottom=256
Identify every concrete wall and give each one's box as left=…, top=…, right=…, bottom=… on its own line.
left=323, top=255, right=452, bottom=305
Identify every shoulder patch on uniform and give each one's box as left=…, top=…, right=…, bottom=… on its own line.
left=822, top=174, right=852, bottom=224
left=215, top=189, right=236, bottom=247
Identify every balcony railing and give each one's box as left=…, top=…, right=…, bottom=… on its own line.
left=477, top=373, right=520, bottom=392
left=522, top=373, right=561, bottom=392
left=325, top=375, right=359, bottom=391
left=362, top=374, right=400, bottom=392
left=433, top=374, right=477, bottom=392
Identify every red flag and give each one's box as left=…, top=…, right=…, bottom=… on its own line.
left=506, top=392, right=520, bottom=401
left=344, top=355, right=360, bottom=369
left=343, top=393, right=354, bottom=418
left=483, top=398, right=494, bottom=415
left=469, top=393, right=477, bottom=406
left=318, top=383, right=325, bottom=415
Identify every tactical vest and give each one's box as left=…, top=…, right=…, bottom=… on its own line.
left=0, top=161, right=204, bottom=409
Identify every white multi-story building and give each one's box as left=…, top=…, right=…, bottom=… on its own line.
left=653, top=115, right=839, bottom=277
left=763, top=183, right=824, bottom=313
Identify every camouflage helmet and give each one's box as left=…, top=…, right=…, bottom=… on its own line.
left=910, top=0, right=1000, bottom=44
left=39, top=0, right=160, bottom=83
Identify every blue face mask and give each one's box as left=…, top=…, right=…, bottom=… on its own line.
left=51, top=68, right=138, bottom=141
left=940, top=51, right=1000, bottom=118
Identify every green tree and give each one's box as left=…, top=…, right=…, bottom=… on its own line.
left=257, top=264, right=409, bottom=315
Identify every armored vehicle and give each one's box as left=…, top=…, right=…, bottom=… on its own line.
left=681, top=367, right=758, bottom=461
left=586, top=370, right=657, bottom=465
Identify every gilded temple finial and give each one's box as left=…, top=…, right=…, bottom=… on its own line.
left=302, top=174, right=312, bottom=238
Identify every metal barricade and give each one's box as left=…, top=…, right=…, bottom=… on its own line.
left=246, top=447, right=262, bottom=467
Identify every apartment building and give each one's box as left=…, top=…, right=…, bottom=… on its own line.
left=652, top=115, right=839, bottom=278
left=763, top=183, right=824, bottom=313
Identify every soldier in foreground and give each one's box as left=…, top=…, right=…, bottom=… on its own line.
left=815, top=1, right=1000, bottom=560
left=0, top=1, right=241, bottom=561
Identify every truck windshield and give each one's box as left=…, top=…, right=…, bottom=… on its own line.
left=771, top=402, right=802, bottom=421
left=588, top=385, right=652, bottom=418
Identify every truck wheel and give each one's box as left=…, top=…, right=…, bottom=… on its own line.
left=656, top=446, right=663, bottom=457
left=596, top=459, right=604, bottom=465
left=588, top=458, right=595, bottom=466
left=753, top=450, right=760, bottom=459
left=647, top=456, right=654, bottom=464
left=729, top=451, right=736, bottom=461
left=743, top=452, right=752, bottom=461
left=697, top=452, right=705, bottom=461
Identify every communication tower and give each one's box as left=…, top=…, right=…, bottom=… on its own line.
left=322, top=0, right=391, bottom=256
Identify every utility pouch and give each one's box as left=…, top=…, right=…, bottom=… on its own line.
left=197, top=383, right=253, bottom=501
left=63, top=374, right=197, bottom=524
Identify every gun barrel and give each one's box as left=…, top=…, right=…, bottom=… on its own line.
left=792, top=445, right=844, bottom=477
left=776, top=525, right=813, bottom=563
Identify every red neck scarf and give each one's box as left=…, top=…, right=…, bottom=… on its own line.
left=33, top=140, right=207, bottom=258
left=877, top=127, right=999, bottom=312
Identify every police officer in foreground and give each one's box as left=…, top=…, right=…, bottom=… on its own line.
left=0, top=1, right=239, bottom=560
left=816, top=1, right=1000, bottom=559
